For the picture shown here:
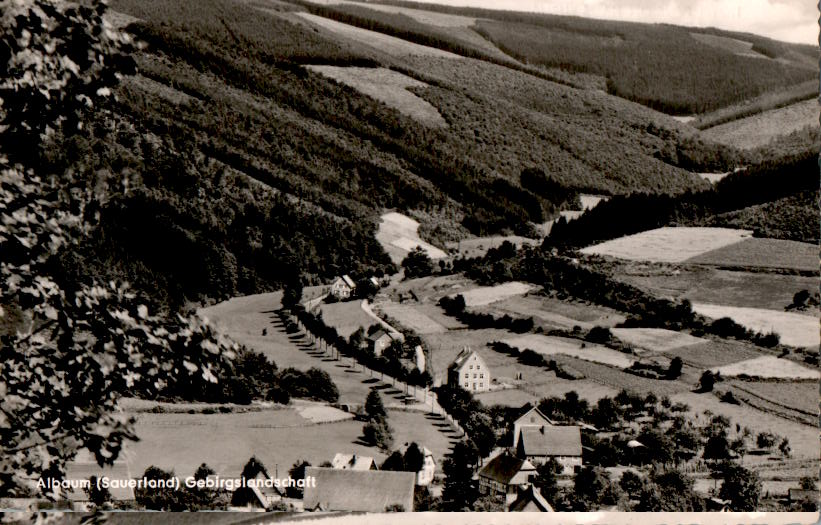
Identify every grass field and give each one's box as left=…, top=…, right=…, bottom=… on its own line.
left=295, top=11, right=460, bottom=58
left=711, top=355, right=819, bottom=379
left=692, top=302, right=819, bottom=348
left=685, top=237, right=818, bottom=272
left=202, top=293, right=375, bottom=405
left=700, top=99, right=819, bottom=149
left=124, top=411, right=382, bottom=479
left=456, top=281, right=536, bottom=307
left=580, top=227, right=752, bottom=263
left=504, top=334, right=635, bottom=369
left=379, top=302, right=448, bottom=333
left=482, top=295, right=626, bottom=330
left=730, top=380, right=818, bottom=417
left=319, top=300, right=376, bottom=337
left=387, top=409, right=456, bottom=469
left=662, top=339, right=762, bottom=369
left=614, top=266, right=819, bottom=311
left=611, top=328, right=705, bottom=353
left=306, top=66, right=446, bottom=127
left=375, top=212, right=448, bottom=265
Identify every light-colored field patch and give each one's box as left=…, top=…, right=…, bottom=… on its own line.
left=295, top=12, right=460, bottom=58
left=309, top=1, right=478, bottom=27
left=690, top=32, right=768, bottom=59
left=700, top=99, right=819, bottom=150
left=319, top=300, right=376, bottom=338
left=579, top=194, right=608, bottom=210
left=580, top=226, right=752, bottom=263
left=375, top=211, right=448, bottom=265
left=306, top=66, right=446, bottom=127
left=686, top=237, right=818, bottom=272
left=692, top=303, right=820, bottom=348
left=380, top=303, right=447, bottom=334
left=294, top=401, right=355, bottom=423
left=456, top=281, right=535, bottom=307
left=712, top=355, right=818, bottom=379
left=504, top=334, right=635, bottom=369
left=698, top=172, right=731, bottom=183
left=611, top=328, right=706, bottom=353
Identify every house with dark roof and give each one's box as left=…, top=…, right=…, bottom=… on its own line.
left=448, top=347, right=490, bottom=393
left=367, top=329, right=398, bottom=356
left=516, top=425, right=582, bottom=475
left=303, top=467, right=415, bottom=512
left=509, top=485, right=554, bottom=512
left=512, top=405, right=554, bottom=449
left=330, top=275, right=356, bottom=300
left=477, top=453, right=536, bottom=506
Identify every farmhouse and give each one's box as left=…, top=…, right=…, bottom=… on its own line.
left=330, top=275, right=356, bottom=300
left=509, top=485, right=554, bottom=512
left=368, top=329, right=399, bottom=356
left=516, top=426, right=583, bottom=475
left=477, top=453, right=537, bottom=506
left=331, top=453, right=377, bottom=471
left=303, top=467, right=415, bottom=512
left=448, top=347, right=490, bottom=393
left=512, top=405, right=554, bottom=449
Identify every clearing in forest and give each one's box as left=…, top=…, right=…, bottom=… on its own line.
left=580, top=226, right=752, bottom=263
left=376, top=212, right=448, bottom=265
left=306, top=66, right=447, bottom=127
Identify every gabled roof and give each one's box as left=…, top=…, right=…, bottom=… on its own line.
left=304, top=467, right=415, bottom=513
left=367, top=329, right=391, bottom=342
left=342, top=275, right=356, bottom=288
left=518, top=426, right=582, bottom=457
left=332, top=453, right=376, bottom=471
left=514, top=405, right=554, bottom=427
left=478, top=454, right=535, bottom=485
left=449, top=347, right=484, bottom=371
left=509, top=485, right=554, bottom=512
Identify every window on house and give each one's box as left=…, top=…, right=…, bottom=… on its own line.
left=464, top=383, right=468, bottom=387
left=480, top=374, right=483, bottom=378
left=469, top=365, right=473, bottom=369
left=480, top=383, right=483, bottom=388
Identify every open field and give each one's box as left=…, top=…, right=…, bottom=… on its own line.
left=481, top=295, right=626, bottom=329
left=124, top=411, right=383, bottom=479
left=711, top=355, right=819, bottom=379
left=421, top=328, right=511, bottom=384
left=319, top=300, right=376, bottom=337
left=551, top=354, right=690, bottom=397
left=379, top=303, right=448, bottom=334
left=611, top=328, right=706, bottom=353
left=311, top=1, right=479, bottom=27
left=685, top=237, right=818, bottom=272
left=295, top=11, right=460, bottom=58
left=614, top=266, right=819, bottom=311
left=504, top=334, right=635, bottom=369
left=455, top=281, right=536, bottom=307
left=306, top=66, right=446, bottom=127
left=690, top=32, right=768, bottom=59
left=580, top=227, right=752, bottom=263
left=662, top=340, right=763, bottom=369
left=729, top=380, right=818, bottom=417
left=387, top=409, right=456, bottom=469
left=700, top=99, right=819, bottom=149
left=375, top=212, right=448, bottom=265
left=202, top=293, right=375, bottom=405
left=692, top=303, right=820, bottom=348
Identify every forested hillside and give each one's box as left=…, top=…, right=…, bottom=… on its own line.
left=39, top=0, right=808, bottom=312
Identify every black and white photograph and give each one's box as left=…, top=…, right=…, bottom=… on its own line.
left=0, top=0, right=818, bottom=522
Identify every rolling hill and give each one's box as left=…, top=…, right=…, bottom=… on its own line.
left=45, top=0, right=816, bottom=312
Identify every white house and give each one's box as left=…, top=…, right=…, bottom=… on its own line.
left=512, top=406, right=554, bottom=449
left=330, top=275, right=356, bottom=300
left=368, top=329, right=399, bottom=356
left=332, top=453, right=377, bottom=471
left=447, top=347, right=490, bottom=393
